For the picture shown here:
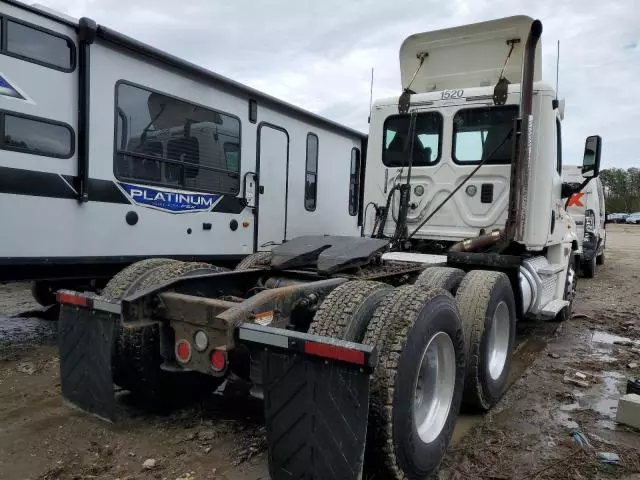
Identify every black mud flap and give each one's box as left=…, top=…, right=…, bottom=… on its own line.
left=58, top=304, right=117, bottom=421
left=238, top=324, right=376, bottom=480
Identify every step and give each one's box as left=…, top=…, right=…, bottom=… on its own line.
left=538, top=263, right=565, bottom=275
left=541, top=299, right=569, bottom=316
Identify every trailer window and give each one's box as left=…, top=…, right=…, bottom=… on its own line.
left=4, top=19, right=75, bottom=71
left=452, top=106, right=518, bottom=164
left=349, top=148, right=361, bottom=216
left=1, top=112, right=74, bottom=158
left=114, top=82, right=241, bottom=195
left=305, top=133, right=319, bottom=211
left=383, top=112, right=442, bottom=167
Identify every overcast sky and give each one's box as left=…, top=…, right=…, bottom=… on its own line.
left=43, top=0, right=639, bottom=169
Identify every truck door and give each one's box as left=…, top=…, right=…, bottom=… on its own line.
left=256, top=124, right=289, bottom=249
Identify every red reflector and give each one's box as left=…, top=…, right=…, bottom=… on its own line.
left=58, top=292, right=88, bottom=307
left=175, top=340, right=191, bottom=363
left=210, top=349, right=226, bottom=372
left=304, top=341, right=365, bottom=365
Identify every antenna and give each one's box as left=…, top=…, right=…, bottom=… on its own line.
left=368, top=67, right=374, bottom=123
left=555, top=40, right=560, bottom=99
left=369, top=68, right=374, bottom=112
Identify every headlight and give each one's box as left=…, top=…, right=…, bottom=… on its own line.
left=585, top=209, right=595, bottom=232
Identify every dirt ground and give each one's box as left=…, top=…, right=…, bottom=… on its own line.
left=1, top=225, right=639, bottom=480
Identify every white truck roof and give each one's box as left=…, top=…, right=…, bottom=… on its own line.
left=399, top=15, right=541, bottom=92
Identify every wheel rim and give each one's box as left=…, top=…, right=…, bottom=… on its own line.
left=487, top=301, right=510, bottom=381
left=413, top=331, right=456, bottom=444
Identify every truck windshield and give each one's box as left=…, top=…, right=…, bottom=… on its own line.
left=382, top=112, right=442, bottom=167
left=452, top=105, right=518, bottom=164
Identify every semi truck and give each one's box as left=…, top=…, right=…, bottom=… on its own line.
left=55, top=15, right=602, bottom=480
left=562, top=164, right=606, bottom=278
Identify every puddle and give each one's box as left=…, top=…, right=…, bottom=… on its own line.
left=0, top=315, right=57, bottom=350
left=554, top=371, right=625, bottom=433
left=584, top=371, right=624, bottom=420
left=560, top=402, right=581, bottom=412
left=554, top=409, right=579, bottom=429
left=591, top=330, right=638, bottom=346
left=589, top=353, right=617, bottom=362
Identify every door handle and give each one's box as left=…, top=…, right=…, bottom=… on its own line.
left=259, top=186, right=265, bottom=194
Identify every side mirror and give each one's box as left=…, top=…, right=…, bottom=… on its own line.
left=582, top=135, right=602, bottom=178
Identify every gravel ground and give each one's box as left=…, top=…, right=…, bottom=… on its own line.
left=0, top=225, right=639, bottom=480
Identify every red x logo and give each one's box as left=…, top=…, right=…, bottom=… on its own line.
left=567, top=192, right=585, bottom=207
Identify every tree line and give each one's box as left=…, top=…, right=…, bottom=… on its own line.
left=599, top=168, right=640, bottom=213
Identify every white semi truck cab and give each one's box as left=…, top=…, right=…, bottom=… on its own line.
left=363, top=15, right=602, bottom=320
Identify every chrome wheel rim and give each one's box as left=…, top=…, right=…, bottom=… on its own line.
left=413, top=332, right=456, bottom=444
left=487, top=301, right=510, bottom=381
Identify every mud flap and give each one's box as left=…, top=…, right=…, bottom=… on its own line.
left=58, top=304, right=117, bottom=421
left=238, top=323, right=376, bottom=480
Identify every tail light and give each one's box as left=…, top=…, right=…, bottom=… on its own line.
left=175, top=339, right=192, bottom=363
left=210, top=349, right=227, bottom=372
left=57, top=291, right=89, bottom=307
left=585, top=209, right=595, bottom=232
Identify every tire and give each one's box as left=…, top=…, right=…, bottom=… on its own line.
left=31, top=281, right=57, bottom=307
left=456, top=270, right=516, bottom=411
left=235, top=251, right=271, bottom=270
left=596, top=251, right=605, bottom=265
left=308, top=280, right=391, bottom=341
left=103, top=260, right=226, bottom=400
left=362, top=286, right=465, bottom=479
left=415, top=266, right=466, bottom=295
left=101, top=258, right=179, bottom=300
left=556, top=254, right=577, bottom=323
left=582, top=255, right=596, bottom=278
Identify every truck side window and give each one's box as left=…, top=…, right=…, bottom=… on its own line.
left=556, top=118, right=562, bottom=175
left=349, top=148, right=361, bottom=216
left=305, top=133, right=319, bottom=211
left=114, top=82, right=241, bottom=195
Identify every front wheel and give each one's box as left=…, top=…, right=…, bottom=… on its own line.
left=556, top=254, right=577, bottom=322
left=362, top=286, right=465, bottom=479
left=582, top=255, right=596, bottom=278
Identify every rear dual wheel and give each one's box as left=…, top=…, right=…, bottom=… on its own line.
left=456, top=270, right=516, bottom=411
left=310, top=283, right=466, bottom=479
left=415, top=266, right=466, bottom=295
left=363, top=286, right=465, bottom=479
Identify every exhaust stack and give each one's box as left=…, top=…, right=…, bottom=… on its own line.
left=505, top=19, right=543, bottom=244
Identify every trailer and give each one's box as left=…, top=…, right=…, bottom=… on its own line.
left=56, top=15, right=604, bottom=479
left=0, top=0, right=365, bottom=305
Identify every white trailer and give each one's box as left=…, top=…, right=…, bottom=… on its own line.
left=0, top=0, right=366, bottom=303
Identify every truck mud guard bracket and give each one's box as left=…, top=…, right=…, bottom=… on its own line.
left=238, top=323, right=376, bottom=480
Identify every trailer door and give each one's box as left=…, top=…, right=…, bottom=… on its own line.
left=257, top=124, right=289, bottom=249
